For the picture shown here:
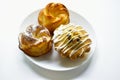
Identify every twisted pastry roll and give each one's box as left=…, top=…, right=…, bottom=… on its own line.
left=38, top=2, right=70, bottom=34
left=53, top=24, right=92, bottom=60
left=18, top=25, right=52, bottom=57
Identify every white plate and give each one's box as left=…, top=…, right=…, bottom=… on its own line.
left=19, top=10, right=96, bottom=71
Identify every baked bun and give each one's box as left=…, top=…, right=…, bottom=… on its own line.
left=38, top=2, right=70, bottom=34
left=53, top=24, right=92, bottom=60
left=18, top=25, right=52, bottom=57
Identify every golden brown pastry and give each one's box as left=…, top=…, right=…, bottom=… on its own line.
left=38, top=2, right=70, bottom=34
left=53, top=24, right=92, bottom=60
left=18, top=25, right=52, bottom=57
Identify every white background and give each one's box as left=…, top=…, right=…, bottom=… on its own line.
left=0, top=0, right=120, bottom=80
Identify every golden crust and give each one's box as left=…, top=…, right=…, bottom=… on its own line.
left=53, top=24, right=92, bottom=60
left=38, top=2, right=70, bottom=34
left=18, top=25, right=52, bottom=57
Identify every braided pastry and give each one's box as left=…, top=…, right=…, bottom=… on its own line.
left=53, top=24, right=92, bottom=60
left=38, top=2, right=70, bottom=34
left=18, top=25, right=52, bottom=57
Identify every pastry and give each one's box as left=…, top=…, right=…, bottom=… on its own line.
left=53, top=24, right=92, bottom=60
left=18, top=25, right=52, bottom=57
left=38, top=2, right=70, bottom=34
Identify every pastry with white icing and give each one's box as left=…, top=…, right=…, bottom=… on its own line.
left=53, top=24, right=92, bottom=60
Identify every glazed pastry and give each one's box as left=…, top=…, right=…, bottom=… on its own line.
left=18, top=25, right=52, bottom=57
left=53, top=24, right=92, bottom=60
left=38, top=2, right=70, bottom=34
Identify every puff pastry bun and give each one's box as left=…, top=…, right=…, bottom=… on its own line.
left=18, top=25, right=52, bottom=57
left=38, top=2, right=70, bottom=34
left=53, top=24, right=92, bottom=60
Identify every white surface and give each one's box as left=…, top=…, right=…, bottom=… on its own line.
left=20, top=10, right=96, bottom=71
left=0, top=0, right=120, bottom=80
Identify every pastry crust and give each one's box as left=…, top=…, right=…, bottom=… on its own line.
left=18, top=25, right=52, bottom=57
left=53, top=24, right=92, bottom=60
left=38, top=2, right=70, bottom=34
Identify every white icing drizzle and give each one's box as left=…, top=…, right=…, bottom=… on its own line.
left=53, top=24, right=74, bottom=40
left=63, top=41, right=79, bottom=53
left=53, top=24, right=91, bottom=57
left=69, top=43, right=90, bottom=57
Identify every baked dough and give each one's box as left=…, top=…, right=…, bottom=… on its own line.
left=53, top=24, right=92, bottom=60
left=38, top=2, right=70, bottom=34
left=18, top=25, right=52, bottom=57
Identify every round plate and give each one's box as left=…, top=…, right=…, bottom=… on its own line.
left=19, top=10, right=96, bottom=71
